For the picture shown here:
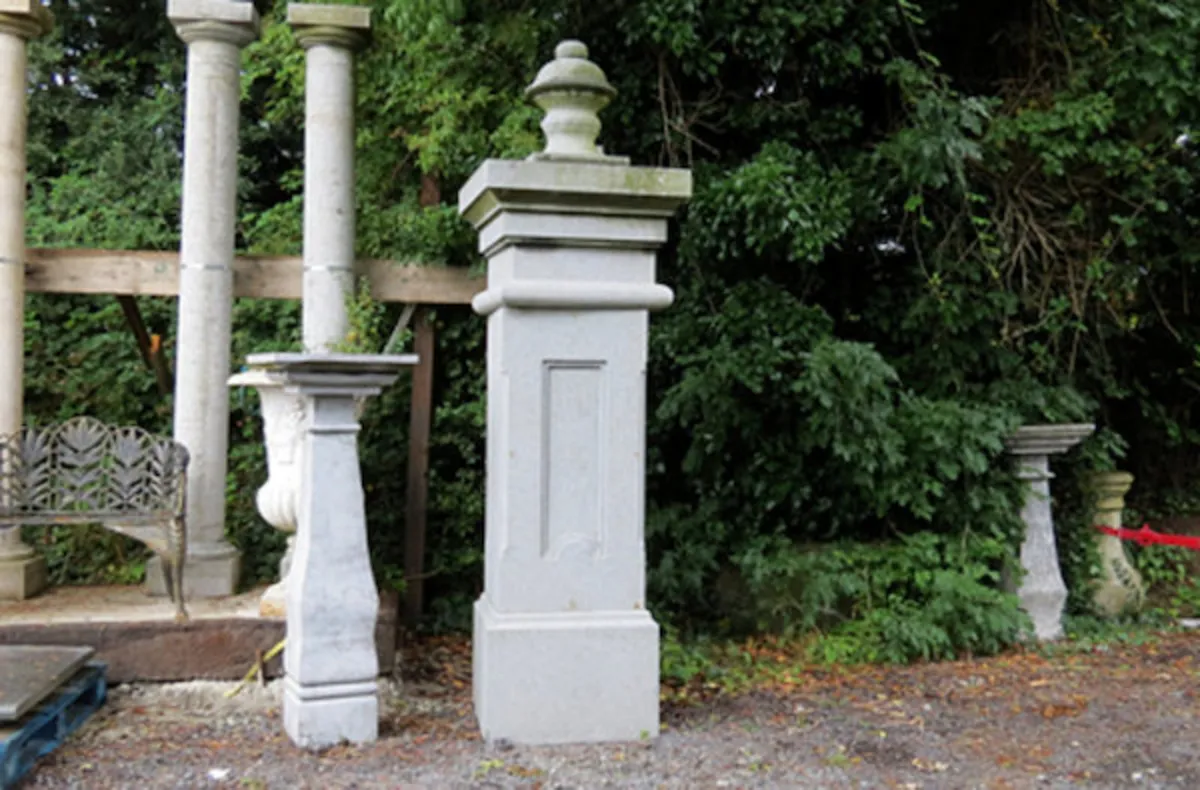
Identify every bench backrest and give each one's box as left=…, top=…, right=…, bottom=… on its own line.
left=0, top=416, right=188, bottom=524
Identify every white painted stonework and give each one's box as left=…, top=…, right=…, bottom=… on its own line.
left=1005, top=423, right=1095, bottom=641
left=244, top=353, right=415, bottom=749
left=0, top=2, right=52, bottom=600
left=460, top=40, right=691, bottom=745
left=1089, top=470, right=1144, bottom=617
left=161, top=0, right=260, bottom=598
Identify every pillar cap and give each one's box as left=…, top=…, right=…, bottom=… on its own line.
left=168, top=0, right=260, bottom=43
left=288, top=3, right=371, bottom=51
left=0, top=0, right=53, bottom=38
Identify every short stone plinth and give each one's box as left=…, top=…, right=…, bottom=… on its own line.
left=1005, top=423, right=1095, bottom=641
left=244, top=352, right=416, bottom=749
left=1088, top=471, right=1144, bottom=616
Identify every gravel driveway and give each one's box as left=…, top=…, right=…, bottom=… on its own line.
left=21, top=632, right=1200, bottom=789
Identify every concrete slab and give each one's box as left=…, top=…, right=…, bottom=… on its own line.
left=0, top=645, right=93, bottom=720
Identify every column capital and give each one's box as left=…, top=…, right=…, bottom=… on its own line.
left=288, top=4, right=370, bottom=52
left=0, top=0, right=53, bottom=40
left=168, top=0, right=260, bottom=47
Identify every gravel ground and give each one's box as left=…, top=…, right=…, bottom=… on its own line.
left=20, top=633, right=1200, bottom=789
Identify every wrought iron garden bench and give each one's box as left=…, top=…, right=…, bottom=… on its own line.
left=0, top=416, right=189, bottom=621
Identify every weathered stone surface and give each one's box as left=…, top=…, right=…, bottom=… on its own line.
left=460, top=41, right=690, bottom=745
left=0, top=645, right=93, bottom=720
left=1089, top=471, right=1145, bottom=617
left=166, top=0, right=258, bottom=25
left=287, top=3, right=370, bottom=30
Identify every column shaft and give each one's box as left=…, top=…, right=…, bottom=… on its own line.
left=302, top=42, right=357, bottom=351
left=163, top=5, right=259, bottom=598
left=0, top=11, right=51, bottom=598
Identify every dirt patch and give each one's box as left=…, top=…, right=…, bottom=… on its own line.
left=21, top=633, right=1200, bottom=788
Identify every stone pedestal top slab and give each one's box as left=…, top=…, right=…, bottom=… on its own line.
left=460, top=159, right=692, bottom=225
left=1005, top=423, right=1095, bottom=456
left=244, top=352, right=417, bottom=392
left=0, top=645, right=93, bottom=721
left=167, top=0, right=258, bottom=25
left=287, top=3, right=370, bottom=30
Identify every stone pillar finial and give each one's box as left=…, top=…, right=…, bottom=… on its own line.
left=525, top=39, right=625, bottom=163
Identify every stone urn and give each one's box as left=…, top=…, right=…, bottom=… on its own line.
left=228, top=367, right=307, bottom=617
left=1005, top=423, right=1095, bottom=641
left=1088, top=470, right=1145, bottom=616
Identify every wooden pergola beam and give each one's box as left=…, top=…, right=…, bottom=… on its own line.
left=23, top=248, right=484, bottom=305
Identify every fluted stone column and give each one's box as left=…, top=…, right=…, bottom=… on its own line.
left=156, top=0, right=260, bottom=598
left=1006, top=423, right=1094, bottom=641
left=0, top=0, right=52, bottom=601
left=460, top=41, right=692, bottom=745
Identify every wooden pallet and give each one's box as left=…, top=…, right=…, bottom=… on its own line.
left=0, top=663, right=107, bottom=789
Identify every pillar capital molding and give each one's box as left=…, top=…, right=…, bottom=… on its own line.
left=288, top=4, right=370, bottom=52
left=0, top=2, right=53, bottom=40
left=173, top=18, right=259, bottom=48
left=168, top=0, right=260, bottom=47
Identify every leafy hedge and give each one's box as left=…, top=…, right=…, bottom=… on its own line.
left=21, top=0, right=1200, bottom=661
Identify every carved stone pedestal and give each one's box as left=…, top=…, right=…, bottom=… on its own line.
left=1005, top=423, right=1095, bottom=641
left=1088, top=471, right=1144, bottom=616
left=243, top=353, right=414, bottom=750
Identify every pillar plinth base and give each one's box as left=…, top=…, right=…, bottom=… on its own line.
left=0, top=554, right=47, bottom=600
left=473, top=596, right=659, bottom=745
left=146, top=551, right=239, bottom=599
left=283, top=675, right=378, bottom=748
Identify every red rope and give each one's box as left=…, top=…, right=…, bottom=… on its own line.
left=1094, top=523, right=1200, bottom=550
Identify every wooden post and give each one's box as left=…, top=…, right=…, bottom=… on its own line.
left=404, top=308, right=435, bottom=629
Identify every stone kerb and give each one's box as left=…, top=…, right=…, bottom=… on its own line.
left=460, top=40, right=691, bottom=745
left=1005, top=423, right=1095, bottom=641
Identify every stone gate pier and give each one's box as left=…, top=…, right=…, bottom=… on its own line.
left=459, top=40, right=691, bottom=744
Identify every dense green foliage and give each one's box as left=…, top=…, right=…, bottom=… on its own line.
left=21, top=0, right=1200, bottom=660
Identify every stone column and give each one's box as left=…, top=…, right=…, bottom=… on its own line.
left=0, top=0, right=52, bottom=601
left=1088, top=470, right=1145, bottom=616
left=1005, top=423, right=1094, bottom=641
left=242, top=353, right=415, bottom=749
left=227, top=3, right=372, bottom=619
left=156, top=0, right=260, bottom=598
left=290, top=3, right=370, bottom=351
left=459, top=41, right=692, bottom=745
